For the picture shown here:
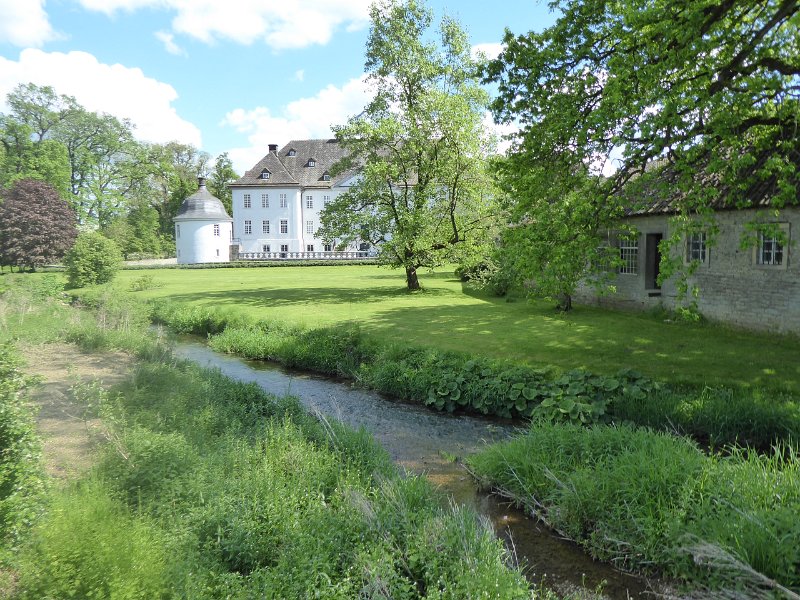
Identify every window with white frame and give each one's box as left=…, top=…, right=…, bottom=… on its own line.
left=262, top=244, right=270, bottom=252
left=306, top=244, right=314, bottom=252
left=619, top=237, right=638, bottom=274
left=686, top=232, right=707, bottom=263
left=755, top=224, right=789, bottom=266
left=287, top=149, right=296, bottom=156
left=244, top=220, right=252, bottom=235
left=306, top=196, right=313, bottom=209
left=322, top=172, right=331, bottom=181
left=323, top=195, right=330, bottom=207
left=213, top=224, right=220, bottom=237
left=280, top=244, right=288, bottom=252
left=176, top=224, right=180, bottom=238
left=307, top=158, right=316, bottom=167
left=280, top=219, right=288, bottom=234
left=262, top=220, right=270, bottom=234
left=306, top=220, right=314, bottom=234
left=324, top=243, right=332, bottom=252
left=280, top=193, right=287, bottom=208
left=243, top=194, right=251, bottom=208
left=260, top=170, right=270, bottom=180
left=261, top=193, right=269, bottom=208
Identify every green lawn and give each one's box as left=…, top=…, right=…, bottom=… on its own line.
left=115, top=265, right=800, bottom=391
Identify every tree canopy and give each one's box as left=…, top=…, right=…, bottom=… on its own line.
left=0, top=178, right=78, bottom=270
left=486, top=0, right=800, bottom=300
left=320, top=0, right=499, bottom=290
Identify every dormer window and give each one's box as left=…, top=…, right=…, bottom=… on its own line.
left=322, top=172, right=331, bottom=181
left=260, top=169, right=271, bottom=180
left=307, top=158, right=316, bottom=167
left=287, top=149, right=297, bottom=156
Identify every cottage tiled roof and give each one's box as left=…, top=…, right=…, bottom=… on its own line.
left=623, top=147, right=800, bottom=217
left=230, top=139, right=354, bottom=189
left=174, top=179, right=232, bottom=221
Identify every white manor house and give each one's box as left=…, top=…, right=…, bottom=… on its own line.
left=174, top=139, right=366, bottom=264
left=229, top=139, right=366, bottom=259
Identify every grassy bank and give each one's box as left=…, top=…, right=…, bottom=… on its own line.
left=0, top=274, right=538, bottom=598
left=104, top=265, right=800, bottom=391
left=468, top=423, right=800, bottom=597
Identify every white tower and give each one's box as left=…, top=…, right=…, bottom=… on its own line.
left=173, top=177, right=233, bottom=264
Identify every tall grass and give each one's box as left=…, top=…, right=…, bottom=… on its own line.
left=1, top=279, right=537, bottom=599
left=469, top=423, right=800, bottom=595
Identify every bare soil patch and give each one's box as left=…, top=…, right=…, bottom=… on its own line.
left=20, top=343, right=134, bottom=481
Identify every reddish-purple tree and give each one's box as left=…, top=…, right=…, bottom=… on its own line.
left=0, top=178, right=77, bottom=270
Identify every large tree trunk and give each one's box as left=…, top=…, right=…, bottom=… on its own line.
left=405, top=265, right=420, bottom=290
left=557, top=293, right=572, bottom=312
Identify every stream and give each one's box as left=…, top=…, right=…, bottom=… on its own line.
left=172, top=337, right=659, bottom=599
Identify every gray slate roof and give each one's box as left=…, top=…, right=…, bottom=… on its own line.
left=230, top=139, right=354, bottom=189
left=174, top=179, right=232, bottom=221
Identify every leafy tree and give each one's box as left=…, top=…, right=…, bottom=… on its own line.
left=487, top=0, right=800, bottom=289
left=0, top=119, right=71, bottom=195
left=0, top=179, right=77, bottom=271
left=103, top=201, right=164, bottom=258
left=208, top=152, right=238, bottom=216
left=63, top=232, right=123, bottom=287
left=320, top=0, right=498, bottom=290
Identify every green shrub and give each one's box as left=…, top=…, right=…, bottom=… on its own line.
left=64, top=232, right=123, bottom=288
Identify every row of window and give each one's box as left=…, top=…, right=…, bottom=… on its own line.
left=242, top=194, right=330, bottom=209
left=260, top=243, right=334, bottom=253
left=242, top=219, right=316, bottom=236
left=619, top=228, right=788, bottom=275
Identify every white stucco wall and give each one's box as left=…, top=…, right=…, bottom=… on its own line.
left=175, top=220, right=233, bottom=264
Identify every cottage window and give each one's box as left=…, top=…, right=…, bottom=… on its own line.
left=260, top=170, right=270, bottom=180
left=244, top=220, right=252, bottom=235
left=280, top=219, right=288, bottom=234
left=322, top=172, right=331, bottom=181
left=261, top=193, right=269, bottom=208
left=307, top=158, right=316, bottom=167
left=213, top=224, right=220, bottom=237
left=243, top=194, right=251, bottom=209
left=306, top=196, right=313, bottom=209
left=619, top=237, right=638, bottom=274
left=287, top=149, right=296, bottom=156
left=280, top=194, right=287, bottom=208
left=262, top=220, right=270, bottom=234
left=686, top=232, right=707, bottom=263
left=756, top=225, right=789, bottom=267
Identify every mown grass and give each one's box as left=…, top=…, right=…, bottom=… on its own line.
left=468, top=423, right=800, bottom=597
left=100, top=265, right=800, bottom=391
left=0, top=274, right=539, bottom=599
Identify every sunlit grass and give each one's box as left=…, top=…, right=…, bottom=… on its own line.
left=52, top=265, right=800, bottom=391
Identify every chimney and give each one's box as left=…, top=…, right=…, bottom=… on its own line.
left=197, top=176, right=206, bottom=189
left=268, top=143, right=278, bottom=153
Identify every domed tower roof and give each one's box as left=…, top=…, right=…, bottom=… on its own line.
left=173, top=177, right=232, bottom=222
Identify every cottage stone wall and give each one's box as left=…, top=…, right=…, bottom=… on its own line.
left=574, top=208, right=800, bottom=334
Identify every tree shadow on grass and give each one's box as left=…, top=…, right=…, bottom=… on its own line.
left=358, top=299, right=800, bottom=391
left=159, top=283, right=455, bottom=311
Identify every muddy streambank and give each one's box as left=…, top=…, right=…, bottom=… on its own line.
left=173, top=338, right=657, bottom=599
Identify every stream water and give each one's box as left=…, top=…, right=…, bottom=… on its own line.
left=172, top=338, right=659, bottom=599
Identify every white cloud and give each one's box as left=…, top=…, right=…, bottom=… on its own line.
left=0, top=0, right=59, bottom=47
left=293, top=69, right=305, bottom=82
left=471, top=42, right=504, bottom=61
left=154, top=31, right=187, bottom=56
left=78, top=0, right=372, bottom=50
left=221, top=76, right=371, bottom=172
left=0, top=49, right=202, bottom=147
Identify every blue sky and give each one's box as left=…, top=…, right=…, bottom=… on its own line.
left=0, top=0, right=558, bottom=173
